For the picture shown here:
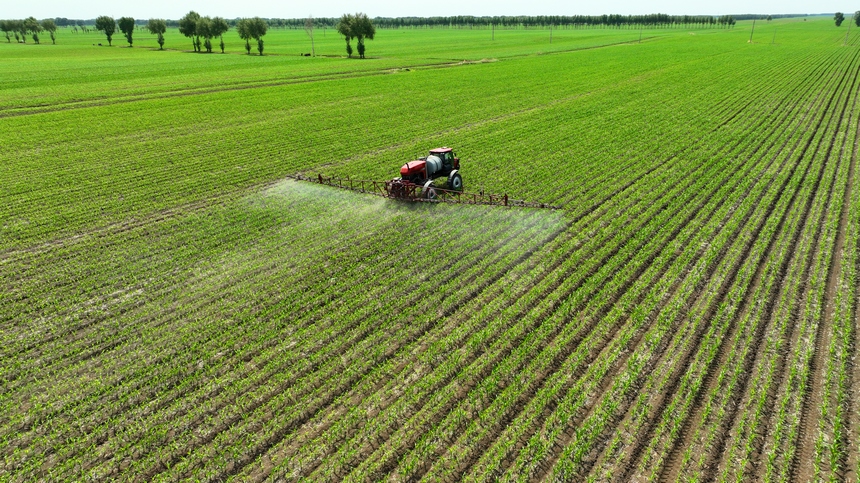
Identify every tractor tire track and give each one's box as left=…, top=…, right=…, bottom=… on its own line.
left=474, top=71, right=804, bottom=480
left=567, top=50, right=848, bottom=483
left=519, top=43, right=841, bottom=483
left=842, top=93, right=860, bottom=483
left=0, top=61, right=472, bottom=120
left=548, top=117, right=806, bottom=483
left=701, top=49, right=860, bottom=483
left=742, top=49, right=860, bottom=483
left=791, top=56, right=860, bottom=482
left=656, top=46, right=847, bottom=483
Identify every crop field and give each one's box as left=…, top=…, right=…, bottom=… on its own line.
left=2, top=16, right=860, bottom=482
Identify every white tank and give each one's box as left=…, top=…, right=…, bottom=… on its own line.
left=425, top=155, right=443, bottom=176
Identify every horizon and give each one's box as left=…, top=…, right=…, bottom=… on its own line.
left=8, top=13, right=832, bottom=22
left=2, top=0, right=855, bottom=22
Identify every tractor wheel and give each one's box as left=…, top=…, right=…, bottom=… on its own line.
left=448, top=171, right=463, bottom=191
left=423, top=180, right=438, bottom=200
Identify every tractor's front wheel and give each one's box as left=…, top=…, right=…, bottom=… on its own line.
left=448, top=171, right=463, bottom=191
left=423, top=180, right=438, bottom=200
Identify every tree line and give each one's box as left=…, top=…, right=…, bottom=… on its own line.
left=367, top=14, right=738, bottom=28
left=87, top=13, right=265, bottom=54
left=174, top=12, right=269, bottom=54
left=177, top=12, right=231, bottom=53
left=81, top=11, right=375, bottom=58
left=1, top=18, right=58, bottom=44
left=5, top=13, right=752, bottom=33
left=247, top=14, right=737, bottom=30
left=731, top=14, right=808, bottom=21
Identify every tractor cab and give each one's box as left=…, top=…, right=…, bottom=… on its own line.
left=429, top=147, right=460, bottom=170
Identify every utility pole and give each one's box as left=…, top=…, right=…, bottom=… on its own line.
left=492, top=23, right=494, bottom=41
left=772, top=27, right=776, bottom=44
left=845, top=21, right=851, bottom=46
left=550, top=24, right=552, bottom=43
left=305, top=16, right=315, bottom=57
left=748, top=18, right=756, bottom=43
left=639, top=23, right=643, bottom=43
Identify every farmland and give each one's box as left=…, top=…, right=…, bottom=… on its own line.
left=2, top=16, right=860, bottom=481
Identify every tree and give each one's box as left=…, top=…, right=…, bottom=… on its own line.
left=337, top=13, right=375, bottom=59
left=336, top=13, right=355, bottom=57
left=179, top=11, right=201, bottom=51
left=305, top=16, right=315, bottom=56
left=0, top=20, right=13, bottom=43
left=211, top=17, right=229, bottom=53
left=855, top=11, right=860, bottom=27
left=193, top=16, right=229, bottom=53
left=835, top=12, right=845, bottom=27
left=197, top=16, right=213, bottom=52
left=237, top=17, right=267, bottom=55
left=766, top=15, right=772, bottom=21
left=251, top=17, right=268, bottom=46
left=10, top=20, right=22, bottom=42
left=147, top=18, right=167, bottom=49
left=352, top=13, right=375, bottom=59
left=237, top=18, right=252, bottom=54
left=23, top=17, right=41, bottom=43
left=14, top=19, right=27, bottom=42
left=41, top=19, right=57, bottom=44
left=118, top=17, right=135, bottom=46
left=95, top=16, right=116, bottom=45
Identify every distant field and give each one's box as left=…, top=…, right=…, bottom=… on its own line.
left=2, top=17, right=860, bottom=481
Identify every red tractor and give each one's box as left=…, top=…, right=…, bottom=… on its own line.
left=386, top=147, right=463, bottom=200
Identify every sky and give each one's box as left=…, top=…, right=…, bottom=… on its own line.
left=2, top=0, right=851, bottom=20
